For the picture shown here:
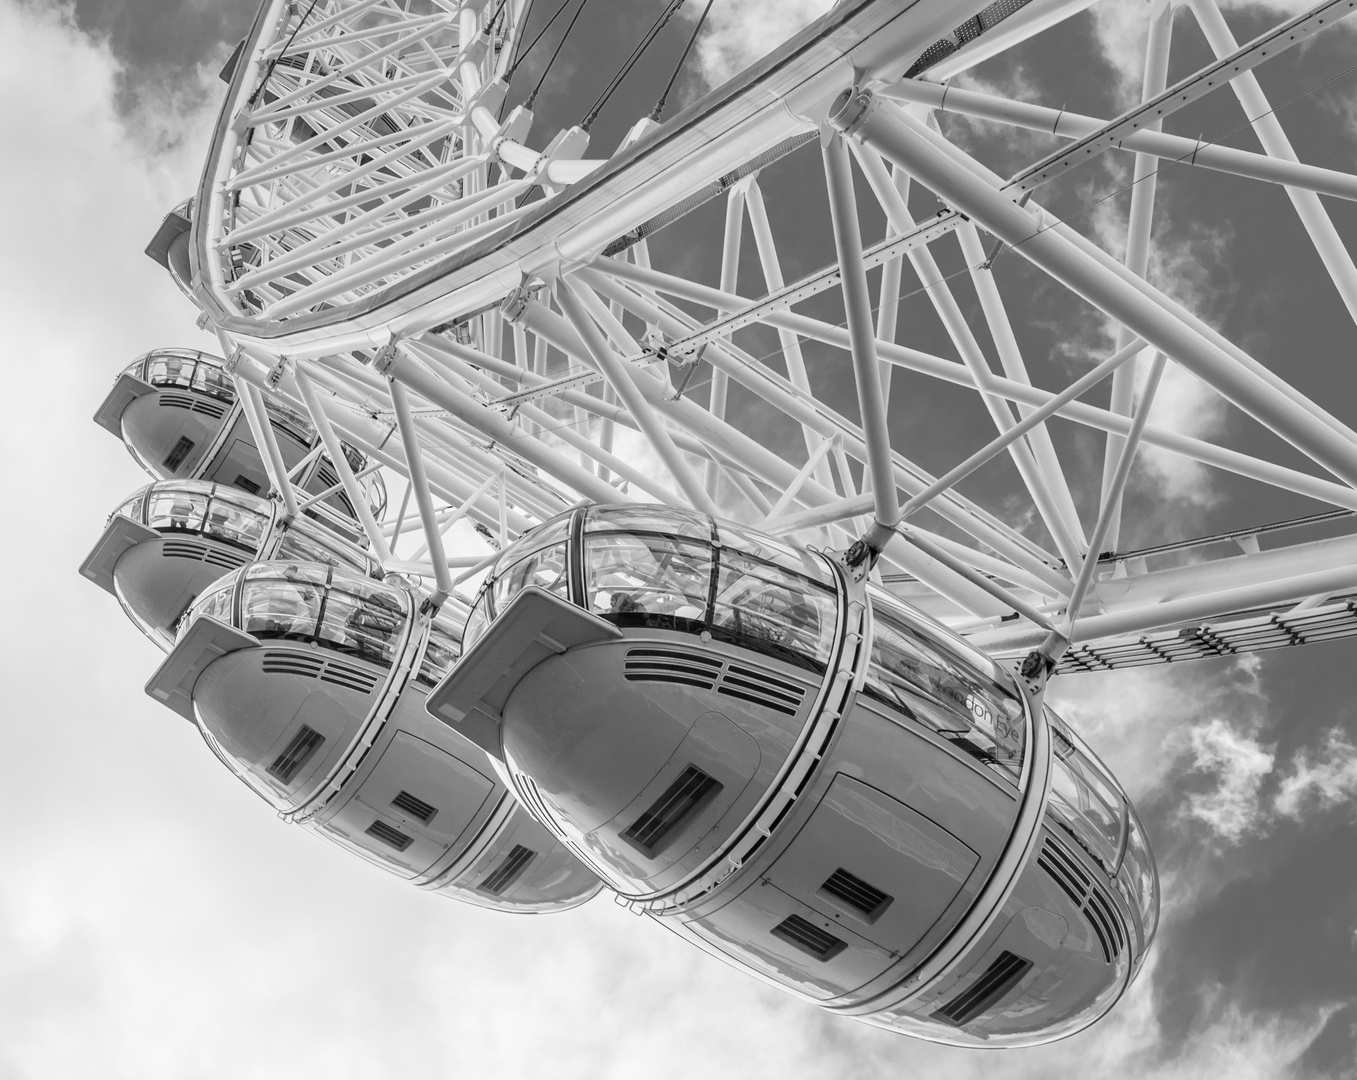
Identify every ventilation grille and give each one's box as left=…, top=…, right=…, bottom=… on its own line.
left=717, top=664, right=805, bottom=716
left=233, top=475, right=261, bottom=494
left=266, top=724, right=325, bottom=784
left=391, top=789, right=437, bottom=824
left=819, top=868, right=892, bottom=921
left=477, top=844, right=536, bottom=895
left=932, top=950, right=1034, bottom=1026
left=262, top=651, right=325, bottom=679
left=622, top=766, right=722, bottom=855
left=622, top=649, right=806, bottom=716
left=162, top=435, right=195, bottom=472
left=365, top=819, right=413, bottom=852
left=319, top=659, right=380, bottom=694
left=160, top=538, right=250, bottom=570
left=770, top=914, right=846, bottom=961
left=624, top=647, right=720, bottom=689
left=514, top=773, right=564, bottom=837
left=1038, top=837, right=1125, bottom=963
left=259, top=650, right=381, bottom=695
left=158, top=392, right=227, bottom=419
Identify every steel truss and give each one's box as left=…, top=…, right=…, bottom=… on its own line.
left=180, top=0, right=1357, bottom=674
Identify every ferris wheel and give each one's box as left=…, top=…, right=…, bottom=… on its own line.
left=87, top=0, right=1357, bottom=1049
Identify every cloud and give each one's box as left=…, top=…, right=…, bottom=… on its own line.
left=1182, top=717, right=1278, bottom=840
left=692, top=0, right=835, bottom=88
left=1274, top=727, right=1357, bottom=818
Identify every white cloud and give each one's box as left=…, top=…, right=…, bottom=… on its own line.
left=692, top=0, right=835, bottom=88
left=1274, top=726, right=1357, bottom=818
left=1182, top=717, right=1277, bottom=840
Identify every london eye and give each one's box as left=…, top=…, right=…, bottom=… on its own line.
left=69, top=0, right=1357, bottom=1057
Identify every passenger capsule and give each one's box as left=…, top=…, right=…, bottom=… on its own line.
left=428, top=505, right=1159, bottom=1044
left=145, top=560, right=601, bottom=912
left=94, top=349, right=386, bottom=522
left=80, top=479, right=378, bottom=650
left=144, top=199, right=194, bottom=300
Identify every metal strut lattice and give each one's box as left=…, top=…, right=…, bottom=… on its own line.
left=173, top=0, right=1357, bottom=680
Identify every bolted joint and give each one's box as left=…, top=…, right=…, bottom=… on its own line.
left=500, top=283, right=535, bottom=323
left=222, top=346, right=244, bottom=376
left=371, top=340, right=400, bottom=376
left=264, top=357, right=290, bottom=389
left=827, top=86, right=875, bottom=137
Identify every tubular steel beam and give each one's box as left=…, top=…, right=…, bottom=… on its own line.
left=388, top=376, right=453, bottom=605
left=1102, top=0, right=1171, bottom=553
left=292, top=362, right=394, bottom=566
left=1189, top=0, right=1357, bottom=325
left=233, top=375, right=301, bottom=523
left=836, top=93, right=1357, bottom=492
left=882, top=78, right=1357, bottom=203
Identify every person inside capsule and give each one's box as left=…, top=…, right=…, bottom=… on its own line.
left=81, top=477, right=379, bottom=650
left=435, top=503, right=1158, bottom=1045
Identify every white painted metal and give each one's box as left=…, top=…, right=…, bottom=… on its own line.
left=168, top=0, right=1357, bottom=675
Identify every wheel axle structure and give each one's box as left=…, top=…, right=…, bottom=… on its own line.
left=90, top=0, right=1357, bottom=1046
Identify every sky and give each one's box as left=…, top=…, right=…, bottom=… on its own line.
left=1, top=0, right=1356, bottom=1077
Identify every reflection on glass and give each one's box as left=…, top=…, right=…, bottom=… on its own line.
left=191, top=580, right=237, bottom=628
left=134, top=350, right=236, bottom=404
left=1118, top=809, right=1158, bottom=946
left=1049, top=714, right=1127, bottom=873
left=586, top=533, right=710, bottom=624
left=146, top=488, right=210, bottom=533
left=318, top=580, right=404, bottom=665
left=241, top=573, right=322, bottom=640
left=463, top=591, right=492, bottom=651
left=863, top=594, right=1026, bottom=778
left=489, top=510, right=574, bottom=579
left=469, top=506, right=843, bottom=673
left=710, top=551, right=836, bottom=672
left=416, top=624, right=462, bottom=688
left=584, top=504, right=710, bottom=540
left=276, top=518, right=370, bottom=575
left=492, top=542, right=569, bottom=615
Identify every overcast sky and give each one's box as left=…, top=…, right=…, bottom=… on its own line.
left=2, top=0, right=1356, bottom=1077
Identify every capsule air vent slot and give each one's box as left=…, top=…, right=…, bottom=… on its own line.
left=261, top=652, right=326, bottom=679
left=159, top=540, right=250, bottom=571
left=193, top=399, right=227, bottom=419
left=477, top=844, right=536, bottom=895
left=932, top=950, right=1034, bottom=1027
left=716, top=664, right=805, bottom=716
left=622, top=765, right=722, bottom=855
left=1038, top=837, right=1124, bottom=963
left=162, top=436, right=196, bottom=473
left=819, top=868, right=893, bottom=921
left=266, top=724, right=325, bottom=784
left=233, top=475, right=261, bottom=494
left=514, top=773, right=564, bottom=837
left=624, top=647, right=720, bottom=690
left=770, top=914, right=846, bottom=961
left=365, top=819, right=413, bottom=852
left=391, top=789, right=437, bottom=824
left=158, top=394, right=193, bottom=411
left=319, top=660, right=380, bottom=694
